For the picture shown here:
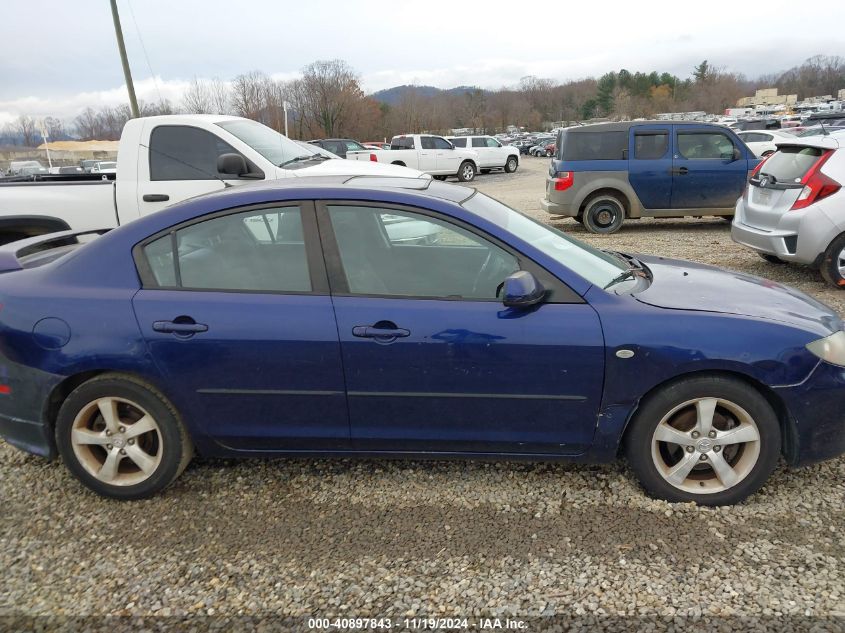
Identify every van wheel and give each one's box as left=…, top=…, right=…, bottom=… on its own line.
left=582, top=194, right=625, bottom=234
left=504, top=156, right=518, bottom=173
left=457, top=161, right=476, bottom=182
left=820, top=233, right=845, bottom=288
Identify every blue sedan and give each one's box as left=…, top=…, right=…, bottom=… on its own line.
left=1, top=176, right=844, bottom=504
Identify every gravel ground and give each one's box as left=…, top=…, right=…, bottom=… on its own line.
left=1, top=157, right=844, bottom=631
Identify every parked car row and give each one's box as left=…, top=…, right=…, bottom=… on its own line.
left=1, top=160, right=118, bottom=178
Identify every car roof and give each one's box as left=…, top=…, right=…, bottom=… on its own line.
left=192, top=174, right=476, bottom=205
left=563, top=120, right=729, bottom=133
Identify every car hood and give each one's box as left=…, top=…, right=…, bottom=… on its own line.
left=632, top=254, right=842, bottom=334
left=291, top=159, right=429, bottom=179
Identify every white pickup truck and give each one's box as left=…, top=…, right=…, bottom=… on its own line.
left=347, top=134, right=480, bottom=182
left=0, top=114, right=426, bottom=244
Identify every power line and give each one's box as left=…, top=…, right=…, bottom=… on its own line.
left=126, top=0, right=164, bottom=107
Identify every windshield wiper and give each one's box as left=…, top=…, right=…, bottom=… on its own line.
left=603, top=270, right=637, bottom=290
left=279, top=154, right=330, bottom=167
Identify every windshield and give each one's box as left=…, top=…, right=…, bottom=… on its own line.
left=216, top=119, right=307, bottom=168
left=462, top=192, right=627, bottom=288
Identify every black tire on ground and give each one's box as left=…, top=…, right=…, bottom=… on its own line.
left=545, top=150, right=553, bottom=157
left=820, top=233, right=845, bottom=288
left=504, top=156, right=518, bottom=173
left=757, top=252, right=786, bottom=265
left=457, top=161, right=476, bottom=182
left=56, top=373, right=193, bottom=500
left=624, top=374, right=780, bottom=506
left=582, top=194, right=626, bottom=234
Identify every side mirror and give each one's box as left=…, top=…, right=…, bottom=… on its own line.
left=217, top=153, right=249, bottom=177
left=502, top=271, right=546, bottom=308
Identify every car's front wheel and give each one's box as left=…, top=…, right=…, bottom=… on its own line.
left=625, top=375, right=780, bottom=505
left=504, top=156, right=518, bottom=173
left=56, top=374, right=193, bottom=499
left=821, top=233, right=845, bottom=288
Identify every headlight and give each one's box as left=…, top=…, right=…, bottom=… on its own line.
left=806, top=330, right=845, bottom=367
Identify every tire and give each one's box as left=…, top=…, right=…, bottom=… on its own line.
left=757, top=252, right=786, bottom=265
left=56, top=373, right=193, bottom=500
left=457, top=161, right=476, bottom=182
left=821, top=233, right=845, bottom=288
left=545, top=149, right=553, bottom=157
left=624, top=375, right=780, bottom=506
left=582, top=194, right=626, bottom=234
left=504, top=156, right=518, bottom=173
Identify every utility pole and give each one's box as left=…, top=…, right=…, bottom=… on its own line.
left=110, top=0, right=140, bottom=118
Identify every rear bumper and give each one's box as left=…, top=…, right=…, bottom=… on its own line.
left=0, top=360, right=62, bottom=460
left=776, top=360, right=845, bottom=467
left=731, top=198, right=838, bottom=265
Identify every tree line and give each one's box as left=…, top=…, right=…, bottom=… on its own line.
left=1, top=55, right=843, bottom=147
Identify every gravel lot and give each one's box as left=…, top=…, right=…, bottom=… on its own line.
left=1, top=157, right=844, bottom=631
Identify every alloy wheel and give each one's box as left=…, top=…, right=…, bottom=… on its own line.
left=650, top=397, right=761, bottom=494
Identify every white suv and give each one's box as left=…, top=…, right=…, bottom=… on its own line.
left=447, top=136, right=519, bottom=174
left=731, top=131, right=845, bottom=286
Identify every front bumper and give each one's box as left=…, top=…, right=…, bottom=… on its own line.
left=776, top=360, right=845, bottom=467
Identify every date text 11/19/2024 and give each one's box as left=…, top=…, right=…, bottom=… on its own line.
left=307, top=617, right=528, bottom=630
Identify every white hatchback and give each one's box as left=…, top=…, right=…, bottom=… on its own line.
left=736, top=130, right=800, bottom=158
left=731, top=131, right=845, bottom=286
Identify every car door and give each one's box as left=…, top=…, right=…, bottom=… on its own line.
left=671, top=127, right=749, bottom=209
left=417, top=136, right=439, bottom=172
left=485, top=136, right=507, bottom=167
left=628, top=125, right=672, bottom=209
left=318, top=202, right=605, bottom=455
left=433, top=136, right=462, bottom=173
left=136, top=124, right=260, bottom=216
left=131, top=202, right=349, bottom=451
left=471, top=137, right=492, bottom=167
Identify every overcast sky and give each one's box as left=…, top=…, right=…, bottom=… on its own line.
left=2, top=0, right=844, bottom=125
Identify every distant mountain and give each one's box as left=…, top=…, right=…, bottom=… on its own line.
left=370, top=84, right=488, bottom=106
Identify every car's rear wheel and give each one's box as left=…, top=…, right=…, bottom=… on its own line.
left=821, top=233, right=845, bottom=288
left=457, top=161, right=476, bottom=182
left=504, top=156, right=518, bottom=173
left=625, top=375, right=780, bottom=505
left=582, top=194, right=625, bottom=234
left=56, top=374, right=192, bottom=499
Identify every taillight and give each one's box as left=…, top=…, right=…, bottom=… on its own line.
left=791, top=150, right=840, bottom=211
left=553, top=171, right=573, bottom=191
left=369, top=153, right=378, bottom=162
left=749, top=158, right=766, bottom=179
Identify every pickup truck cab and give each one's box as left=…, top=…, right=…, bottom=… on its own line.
left=0, top=115, right=425, bottom=244
left=348, top=134, right=479, bottom=182
left=447, top=135, right=519, bottom=173
left=541, top=121, right=760, bottom=233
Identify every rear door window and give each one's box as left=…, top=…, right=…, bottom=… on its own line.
left=450, top=138, right=467, bottom=148
left=633, top=132, right=669, bottom=159
left=472, top=137, right=486, bottom=148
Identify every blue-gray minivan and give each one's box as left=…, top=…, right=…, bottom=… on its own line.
left=541, top=121, right=761, bottom=233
